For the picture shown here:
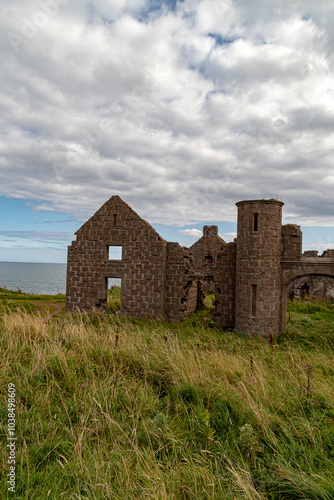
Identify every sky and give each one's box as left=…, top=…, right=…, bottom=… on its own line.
left=1, top=0, right=334, bottom=263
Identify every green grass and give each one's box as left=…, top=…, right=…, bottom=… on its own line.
left=0, top=296, right=333, bottom=499
left=0, top=287, right=66, bottom=315
left=107, top=286, right=121, bottom=313
left=203, top=293, right=215, bottom=309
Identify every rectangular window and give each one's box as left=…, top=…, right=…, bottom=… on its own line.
left=108, top=246, right=122, bottom=260
left=113, top=214, right=117, bottom=227
left=253, top=213, right=258, bottom=232
left=251, top=285, right=257, bottom=317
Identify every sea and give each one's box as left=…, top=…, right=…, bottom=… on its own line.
left=0, top=262, right=67, bottom=295
left=0, top=262, right=121, bottom=295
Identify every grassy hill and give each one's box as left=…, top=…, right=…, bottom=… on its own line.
left=0, top=291, right=333, bottom=499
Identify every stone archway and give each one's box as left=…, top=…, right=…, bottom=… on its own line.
left=280, top=269, right=334, bottom=333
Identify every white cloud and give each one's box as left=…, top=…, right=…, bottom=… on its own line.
left=1, top=0, right=334, bottom=227
left=179, top=228, right=203, bottom=238
left=303, top=242, right=334, bottom=253
left=0, top=230, right=73, bottom=244
left=220, top=232, right=237, bottom=242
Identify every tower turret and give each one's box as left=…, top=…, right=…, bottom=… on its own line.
left=235, top=199, right=284, bottom=335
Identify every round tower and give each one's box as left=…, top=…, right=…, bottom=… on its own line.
left=235, top=199, right=284, bottom=335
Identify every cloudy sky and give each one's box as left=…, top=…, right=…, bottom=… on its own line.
left=1, top=0, right=334, bottom=263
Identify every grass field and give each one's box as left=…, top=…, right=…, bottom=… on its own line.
left=0, top=287, right=66, bottom=316
left=0, top=290, right=333, bottom=499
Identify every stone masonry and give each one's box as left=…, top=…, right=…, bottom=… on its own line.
left=288, top=276, right=334, bottom=301
left=66, top=196, right=334, bottom=335
left=190, top=225, right=226, bottom=293
left=66, top=196, right=198, bottom=321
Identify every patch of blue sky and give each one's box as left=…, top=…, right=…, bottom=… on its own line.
left=136, top=0, right=184, bottom=22
left=0, top=245, right=68, bottom=263
left=0, top=196, right=77, bottom=233
left=154, top=221, right=237, bottom=245
left=187, top=58, right=211, bottom=79
left=147, top=0, right=183, bottom=13
left=85, top=1, right=183, bottom=25
left=301, top=226, right=334, bottom=251
left=207, top=33, right=239, bottom=47
left=0, top=197, right=76, bottom=262
left=188, top=32, right=240, bottom=81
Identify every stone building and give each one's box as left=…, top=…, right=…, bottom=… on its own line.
left=66, top=197, right=334, bottom=335
left=190, top=225, right=226, bottom=293
left=66, top=196, right=198, bottom=322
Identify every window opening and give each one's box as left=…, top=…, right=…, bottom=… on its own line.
left=253, top=213, right=258, bottom=232
left=108, top=246, right=122, bottom=260
left=205, top=254, right=213, bottom=265
left=251, top=284, right=257, bottom=317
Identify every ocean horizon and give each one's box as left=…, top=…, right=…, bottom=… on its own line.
left=0, top=262, right=67, bottom=295
left=0, top=262, right=121, bottom=295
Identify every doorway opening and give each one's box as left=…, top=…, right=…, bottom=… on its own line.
left=283, top=274, right=334, bottom=334
left=107, top=277, right=122, bottom=313
left=201, top=276, right=216, bottom=311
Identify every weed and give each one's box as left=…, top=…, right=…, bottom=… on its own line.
left=0, top=298, right=333, bottom=498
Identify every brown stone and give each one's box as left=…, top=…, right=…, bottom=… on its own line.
left=66, top=196, right=334, bottom=335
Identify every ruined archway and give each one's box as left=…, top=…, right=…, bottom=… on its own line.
left=280, top=271, right=334, bottom=333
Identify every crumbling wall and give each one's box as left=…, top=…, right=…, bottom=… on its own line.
left=214, top=242, right=236, bottom=328
left=302, top=249, right=334, bottom=259
left=67, top=195, right=334, bottom=335
left=322, top=249, right=334, bottom=258
left=164, top=243, right=198, bottom=322
left=303, top=250, right=319, bottom=258
left=190, top=225, right=226, bottom=293
left=281, top=224, right=302, bottom=261
left=288, top=276, right=334, bottom=301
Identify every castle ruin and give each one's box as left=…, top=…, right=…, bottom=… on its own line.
left=66, top=196, right=334, bottom=335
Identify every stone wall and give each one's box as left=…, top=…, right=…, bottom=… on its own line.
left=281, top=224, right=302, bottom=261
left=164, top=243, right=198, bottom=322
left=190, top=225, right=226, bottom=293
left=66, top=196, right=167, bottom=317
left=67, top=195, right=334, bottom=335
left=303, top=250, right=319, bottom=257
left=66, top=196, right=197, bottom=321
left=235, top=200, right=283, bottom=335
left=214, top=242, right=236, bottom=328
left=288, top=276, right=334, bottom=301
left=322, top=249, right=334, bottom=258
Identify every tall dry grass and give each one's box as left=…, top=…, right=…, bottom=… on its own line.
left=0, top=303, right=333, bottom=499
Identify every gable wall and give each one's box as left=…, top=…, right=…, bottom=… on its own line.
left=191, top=225, right=226, bottom=293
left=66, top=196, right=198, bottom=321
left=66, top=196, right=167, bottom=318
